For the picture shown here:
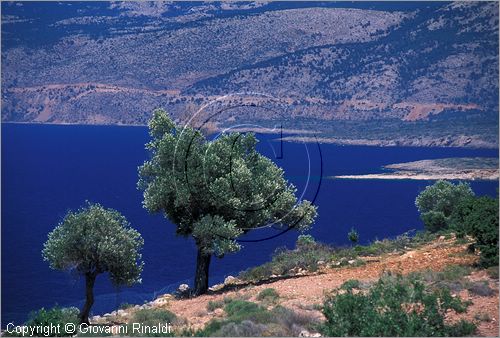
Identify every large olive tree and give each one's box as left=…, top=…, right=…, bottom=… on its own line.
left=42, top=202, right=144, bottom=324
left=138, top=109, right=317, bottom=295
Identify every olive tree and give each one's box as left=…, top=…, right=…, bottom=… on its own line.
left=415, top=180, right=474, bottom=232
left=138, top=109, right=317, bottom=295
left=42, top=202, right=144, bottom=324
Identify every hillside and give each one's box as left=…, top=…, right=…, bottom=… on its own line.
left=1, top=1, right=499, bottom=147
left=89, top=236, right=499, bottom=337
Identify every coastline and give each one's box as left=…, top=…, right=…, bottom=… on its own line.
left=332, top=172, right=499, bottom=181
left=3, top=122, right=498, bottom=150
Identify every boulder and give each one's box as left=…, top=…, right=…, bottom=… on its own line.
left=208, top=283, right=224, bottom=292
left=175, top=283, right=191, bottom=298
left=224, top=275, right=240, bottom=285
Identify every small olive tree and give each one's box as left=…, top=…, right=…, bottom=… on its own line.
left=138, top=109, right=317, bottom=295
left=42, top=202, right=144, bottom=324
left=415, top=180, right=474, bottom=232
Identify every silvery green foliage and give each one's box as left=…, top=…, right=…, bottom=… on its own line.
left=415, top=180, right=474, bottom=232
left=138, top=109, right=317, bottom=255
left=42, top=202, right=144, bottom=286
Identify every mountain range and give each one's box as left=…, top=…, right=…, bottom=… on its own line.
left=1, top=1, right=499, bottom=147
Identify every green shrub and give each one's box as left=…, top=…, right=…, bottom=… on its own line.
left=4, top=307, right=80, bottom=337
left=240, top=240, right=336, bottom=281
left=460, top=196, right=498, bottom=267
left=440, top=264, right=472, bottom=281
left=119, top=303, right=135, bottom=310
left=467, top=281, right=494, bottom=297
left=296, top=234, right=316, bottom=249
left=474, top=312, right=492, bottom=322
left=321, top=273, right=476, bottom=337
left=197, top=300, right=319, bottom=337
left=348, top=228, right=359, bottom=244
left=126, top=308, right=177, bottom=337
left=409, top=265, right=473, bottom=294
left=224, top=300, right=271, bottom=324
left=256, top=288, right=279, bottom=302
left=215, top=320, right=267, bottom=337
left=416, top=180, right=474, bottom=232
left=486, top=266, right=499, bottom=279
left=421, top=210, right=448, bottom=233
left=207, top=300, right=224, bottom=312
left=340, top=279, right=360, bottom=290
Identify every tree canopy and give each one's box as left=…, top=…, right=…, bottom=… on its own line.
left=138, top=109, right=317, bottom=294
left=42, top=202, right=144, bottom=322
left=415, top=180, right=474, bottom=232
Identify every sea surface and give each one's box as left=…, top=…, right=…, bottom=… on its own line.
left=2, top=123, right=498, bottom=325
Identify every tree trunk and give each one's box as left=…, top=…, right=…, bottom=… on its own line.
left=193, top=247, right=211, bottom=296
left=79, top=272, right=96, bottom=324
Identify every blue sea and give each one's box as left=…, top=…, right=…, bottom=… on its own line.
left=1, top=123, right=498, bottom=325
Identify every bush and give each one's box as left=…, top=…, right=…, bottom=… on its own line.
left=421, top=210, right=448, bottom=233
left=216, top=320, right=267, bottom=337
left=126, top=308, right=177, bottom=337
left=296, top=234, right=316, bottom=248
left=207, top=300, right=224, bottom=312
left=467, top=281, right=494, bottom=297
left=224, top=300, right=271, bottom=323
left=240, top=238, right=336, bottom=281
left=256, top=288, right=279, bottom=302
left=197, top=300, right=319, bottom=336
left=119, top=303, right=135, bottom=310
left=459, top=196, right=498, bottom=267
left=415, top=180, right=474, bottom=232
left=4, top=307, right=80, bottom=337
left=340, top=279, right=360, bottom=290
left=348, top=228, right=359, bottom=244
left=321, top=273, right=476, bottom=337
left=486, top=266, right=499, bottom=279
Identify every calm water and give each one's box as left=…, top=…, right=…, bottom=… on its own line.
left=1, top=123, right=498, bottom=325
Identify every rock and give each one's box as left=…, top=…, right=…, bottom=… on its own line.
left=224, top=275, right=240, bottom=285
left=299, top=330, right=321, bottom=337
left=317, top=260, right=325, bottom=266
left=176, top=283, right=191, bottom=298
left=90, top=315, right=101, bottom=323
left=438, top=235, right=446, bottom=241
left=214, top=308, right=224, bottom=317
left=209, top=283, right=224, bottom=292
left=103, top=313, right=112, bottom=317
left=152, top=297, right=170, bottom=306
left=178, top=283, right=190, bottom=292
left=116, top=309, right=126, bottom=316
left=348, top=259, right=356, bottom=265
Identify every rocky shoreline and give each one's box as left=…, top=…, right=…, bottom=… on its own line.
left=333, top=157, right=499, bottom=181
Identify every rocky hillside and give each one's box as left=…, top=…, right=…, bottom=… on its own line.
left=1, top=1, right=498, bottom=147
left=90, top=236, right=499, bottom=337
